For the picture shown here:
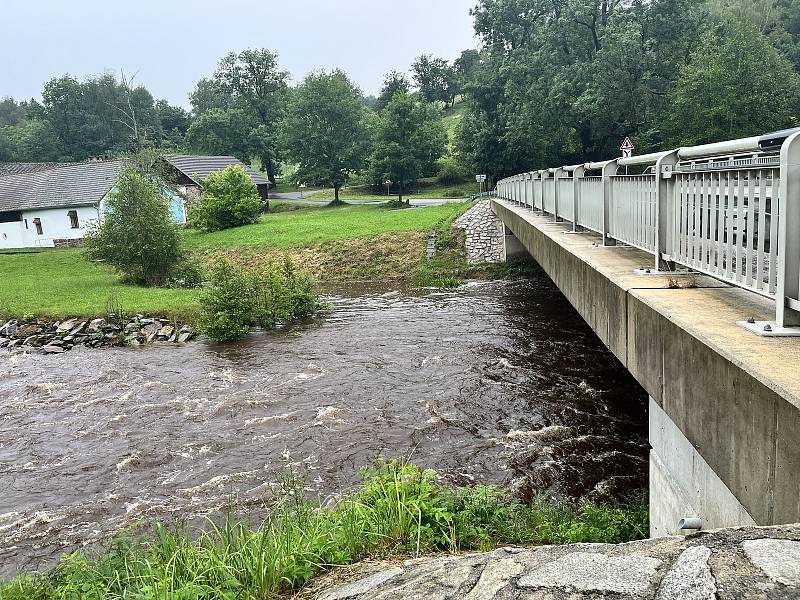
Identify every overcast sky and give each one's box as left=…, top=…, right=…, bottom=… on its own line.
left=1, top=0, right=479, bottom=108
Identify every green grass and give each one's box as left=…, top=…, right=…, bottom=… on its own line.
left=0, top=460, right=648, bottom=600
left=442, top=102, right=468, bottom=143
left=0, top=249, right=201, bottom=320
left=0, top=203, right=472, bottom=319
left=182, top=202, right=472, bottom=250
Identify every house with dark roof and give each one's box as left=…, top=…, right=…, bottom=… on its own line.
left=0, top=160, right=187, bottom=249
left=0, top=154, right=267, bottom=250
left=163, top=155, right=270, bottom=201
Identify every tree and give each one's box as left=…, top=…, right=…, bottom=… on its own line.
left=185, top=107, right=255, bottom=160
left=189, top=78, right=230, bottom=115
left=454, top=50, right=481, bottom=90
left=7, top=119, right=63, bottom=161
left=84, top=167, right=182, bottom=286
left=280, top=70, right=369, bottom=203
left=669, top=21, right=800, bottom=145
left=156, top=100, right=190, bottom=135
left=211, top=49, right=290, bottom=182
left=376, top=70, right=411, bottom=110
left=188, top=164, right=264, bottom=232
left=411, top=55, right=458, bottom=106
left=369, top=92, right=447, bottom=202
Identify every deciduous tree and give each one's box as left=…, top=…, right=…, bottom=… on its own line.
left=369, top=92, right=447, bottom=202
left=280, top=70, right=369, bottom=203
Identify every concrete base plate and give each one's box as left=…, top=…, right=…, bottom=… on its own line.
left=737, top=320, right=800, bottom=337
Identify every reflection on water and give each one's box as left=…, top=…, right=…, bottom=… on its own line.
left=0, top=277, right=647, bottom=576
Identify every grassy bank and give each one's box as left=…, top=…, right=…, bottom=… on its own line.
left=0, top=203, right=472, bottom=320
left=0, top=461, right=647, bottom=599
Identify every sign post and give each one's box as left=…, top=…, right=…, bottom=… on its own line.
left=384, top=180, right=393, bottom=197
left=298, top=182, right=306, bottom=199
left=475, top=174, right=487, bottom=195
left=620, top=136, right=635, bottom=159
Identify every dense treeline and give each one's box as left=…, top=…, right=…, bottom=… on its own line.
left=455, top=0, right=800, bottom=179
left=2, top=0, right=799, bottom=187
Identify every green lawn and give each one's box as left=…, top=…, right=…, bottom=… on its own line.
left=182, top=201, right=471, bottom=249
left=0, top=249, right=201, bottom=320
left=0, top=203, right=472, bottom=319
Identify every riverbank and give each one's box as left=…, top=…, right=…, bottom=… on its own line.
left=0, top=461, right=647, bottom=599
left=0, top=202, right=484, bottom=322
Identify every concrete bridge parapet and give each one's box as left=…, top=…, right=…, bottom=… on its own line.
left=491, top=198, right=800, bottom=537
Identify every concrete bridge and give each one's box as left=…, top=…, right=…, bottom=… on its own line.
left=491, top=130, right=800, bottom=537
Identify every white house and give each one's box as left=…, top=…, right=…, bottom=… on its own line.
left=0, top=161, right=187, bottom=250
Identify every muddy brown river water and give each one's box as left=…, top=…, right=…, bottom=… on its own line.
left=0, top=277, right=648, bottom=577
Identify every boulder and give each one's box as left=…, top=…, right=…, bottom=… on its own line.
left=0, top=320, right=18, bottom=336
left=177, top=332, right=193, bottom=343
left=87, top=318, right=106, bottom=333
left=69, top=322, right=87, bottom=336
left=57, top=318, right=82, bottom=333
left=42, top=344, right=66, bottom=354
left=157, top=325, right=175, bottom=338
left=140, top=322, right=161, bottom=337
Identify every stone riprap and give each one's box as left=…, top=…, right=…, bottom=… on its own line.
left=0, top=316, right=194, bottom=353
left=315, top=524, right=800, bottom=599
left=454, top=199, right=504, bottom=263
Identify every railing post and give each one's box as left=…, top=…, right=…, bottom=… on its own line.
left=601, top=160, right=619, bottom=246
left=552, top=168, right=563, bottom=222
left=778, top=132, right=800, bottom=327
left=536, top=170, right=546, bottom=213
left=540, top=169, right=551, bottom=216
left=655, top=150, right=680, bottom=271
left=572, top=165, right=585, bottom=232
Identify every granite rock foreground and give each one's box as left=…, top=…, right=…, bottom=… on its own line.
left=313, top=524, right=800, bottom=599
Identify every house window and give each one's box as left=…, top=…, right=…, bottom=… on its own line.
left=68, top=210, right=79, bottom=229
left=33, top=218, right=43, bottom=235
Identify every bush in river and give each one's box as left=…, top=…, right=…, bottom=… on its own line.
left=0, top=460, right=648, bottom=600
left=199, top=257, right=320, bottom=341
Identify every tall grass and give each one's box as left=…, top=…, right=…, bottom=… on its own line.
left=0, top=461, right=647, bottom=599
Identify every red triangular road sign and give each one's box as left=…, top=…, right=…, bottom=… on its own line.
left=620, top=136, right=635, bottom=151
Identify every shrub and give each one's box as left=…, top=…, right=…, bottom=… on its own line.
left=199, top=257, right=320, bottom=341
left=84, top=167, right=183, bottom=287
left=189, top=165, right=264, bottom=232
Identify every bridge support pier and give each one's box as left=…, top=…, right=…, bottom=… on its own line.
left=649, top=397, right=756, bottom=537
left=502, top=225, right=528, bottom=262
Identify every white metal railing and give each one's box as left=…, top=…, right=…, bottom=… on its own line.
left=494, top=129, right=800, bottom=330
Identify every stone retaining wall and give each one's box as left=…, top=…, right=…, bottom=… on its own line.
left=454, top=200, right=504, bottom=263
left=316, top=524, right=800, bottom=599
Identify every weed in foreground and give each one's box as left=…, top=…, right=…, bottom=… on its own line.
left=0, top=460, right=647, bottom=599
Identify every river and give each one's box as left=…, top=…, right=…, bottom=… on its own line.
left=0, top=276, right=647, bottom=577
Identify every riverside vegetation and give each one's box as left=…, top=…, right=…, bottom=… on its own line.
left=0, top=200, right=511, bottom=322
left=0, top=461, right=648, bottom=599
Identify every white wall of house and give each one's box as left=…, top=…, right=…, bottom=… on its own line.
left=0, top=205, right=101, bottom=249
